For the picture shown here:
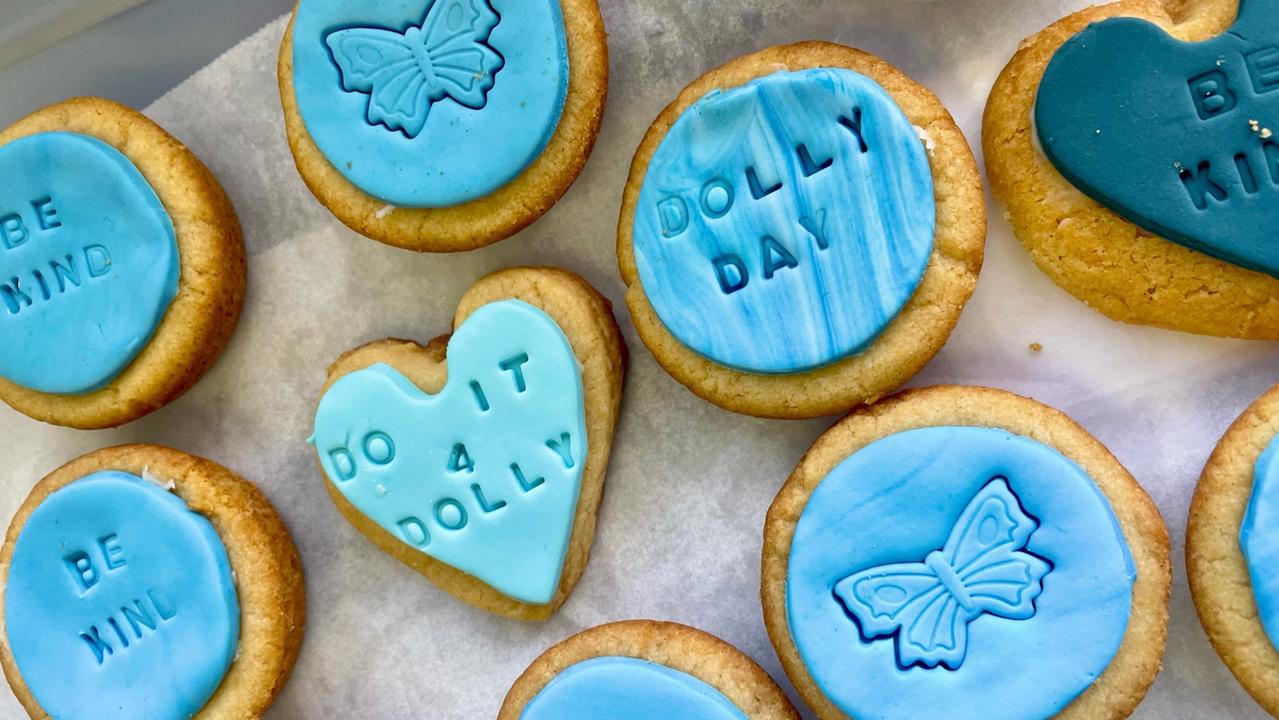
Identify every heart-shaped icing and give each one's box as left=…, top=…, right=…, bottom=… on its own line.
left=310, top=299, right=586, bottom=605
left=1036, top=0, right=1279, bottom=276
left=5, top=471, right=239, bottom=720
left=0, top=132, right=179, bottom=394
left=632, top=68, right=935, bottom=374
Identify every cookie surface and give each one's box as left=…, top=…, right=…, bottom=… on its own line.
left=762, top=386, right=1170, bottom=719
left=617, top=41, right=985, bottom=419
left=0, top=445, right=305, bottom=720
left=498, top=620, right=798, bottom=719
left=309, top=267, right=625, bottom=620
left=0, top=98, right=245, bottom=429
left=278, top=0, right=608, bottom=251
left=1188, top=382, right=1279, bottom=716
left=984, top=0, right=1279, bottom=338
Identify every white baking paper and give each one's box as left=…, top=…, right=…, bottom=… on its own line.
left=1, top=2, right=1276, bottom=718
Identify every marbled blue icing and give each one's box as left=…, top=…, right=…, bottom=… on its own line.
left=0, top=132, right=178, bottom=394
left=292, top=0, right=570, bottom=207
left=1240, top=431, right=1279, bottom=648
left=519, top=657, right=747, bottom=720
left=310, top=300, right=586, bottom=605
left=6, top=471, right=239, bottom=720
left=787, top=427, right=1135, bottom=720
left=633, top=68, right=935, bottom=374
left=1037, top=0, right=1279, bottom=276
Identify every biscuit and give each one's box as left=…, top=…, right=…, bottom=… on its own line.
left=617, top=41, right=985, bottom=419
left=498, top=620, right=798, bottom=719
left=984, top=0, right=1279, bottom=338
left=278, top=0, right=609, bottom=252
left=762, top=385, right=1170, bottom=719
left=0, top=97, right=246, bottom=429
left=0, top=444, right=305, bottom=720
left=309, top=267, right=625, bottom=620
left=1188, top=382, right=1279, bottom=716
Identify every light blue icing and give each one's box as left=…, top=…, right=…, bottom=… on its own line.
left=292, top=0, right=570, bottom=207
left=5, top=471, right=239, bottom=720
left=1240, top=432, right=1279, bottom=648
left=833, top=477, right=1053, bottom=671
left=786, top=427, right=1136, bottom=720
left=310, top=300, right=586, bottom=605
left=0, top=132, right=179, bottom=394
left=519, top=656, right=747, bottom=720
left=632, top=68, right=935, bottom=374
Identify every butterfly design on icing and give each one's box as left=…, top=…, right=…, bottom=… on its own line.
left=834, top=477, right=1051, bottom=670
left=325, top=0, right=505, bottom=139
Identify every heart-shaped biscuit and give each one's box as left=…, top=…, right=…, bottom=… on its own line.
left=1036, top=0, right=1279, bottom=276
left=309, top=268, right=624, bottom=620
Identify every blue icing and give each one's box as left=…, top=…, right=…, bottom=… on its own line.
left=786, top=427, right=1135, bottom=720
left=0, top=132, right=179, bottom=394
left=292, top=0, right=570, bottom=207
left=5, top=471, right=239, bottom=720
left=1036, top=0, right=1279, bottom=277
left=1240, top=431, right=1279, bottom=648
left=519, top=657, right=747, bottom=720
left=633, top=68, right=935, bottom=374
left=310, top=300, right=586, bottom=605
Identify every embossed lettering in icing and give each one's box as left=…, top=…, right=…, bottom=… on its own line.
left=834, top=478, right=1051, bottom=670
left=310, top=300, right=587, bottom=605
left=0, top=132, right=178, bottom=395
left=326, top=0, right=504, bottom=139
left=1037, top=0, right=1279, bottom=276
left=5, top=472, right=239, bottom=720
left=1, top=203, right=115, bottom=315
left=632, top=68, right=935, bottom=374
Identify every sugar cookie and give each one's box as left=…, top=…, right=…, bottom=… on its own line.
left=309, top=267, right=625, bottom=619
left=0, top=98, right=245, bottom=429
left=618, top=42, right=985, bottom=418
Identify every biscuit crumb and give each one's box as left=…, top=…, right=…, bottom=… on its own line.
left=913, top=125, right=936, bottom=154
left=141, top=465, right=177, bottom=491
left=1029, top=342, right=1043, bottom=353
left=376, top=204, right=396, bottom=219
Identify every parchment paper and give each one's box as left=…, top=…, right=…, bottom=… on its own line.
left=1, top=2, right=1276, bottom=718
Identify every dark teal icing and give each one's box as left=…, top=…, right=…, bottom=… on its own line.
left=1036, top=0, right=1279, bottom=276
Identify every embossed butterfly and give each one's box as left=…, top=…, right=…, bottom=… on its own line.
left=325, top=0, right=505, bottom=139
left=833, top=477, right=1051, bottom=670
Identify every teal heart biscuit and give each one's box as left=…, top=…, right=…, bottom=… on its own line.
left=1036, top=0, right=1279, bottom=276
left=310, top=299, right=587, bottom=605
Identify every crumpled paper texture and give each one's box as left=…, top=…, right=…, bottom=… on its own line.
left=0, top=2, right=1275, bottom=718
